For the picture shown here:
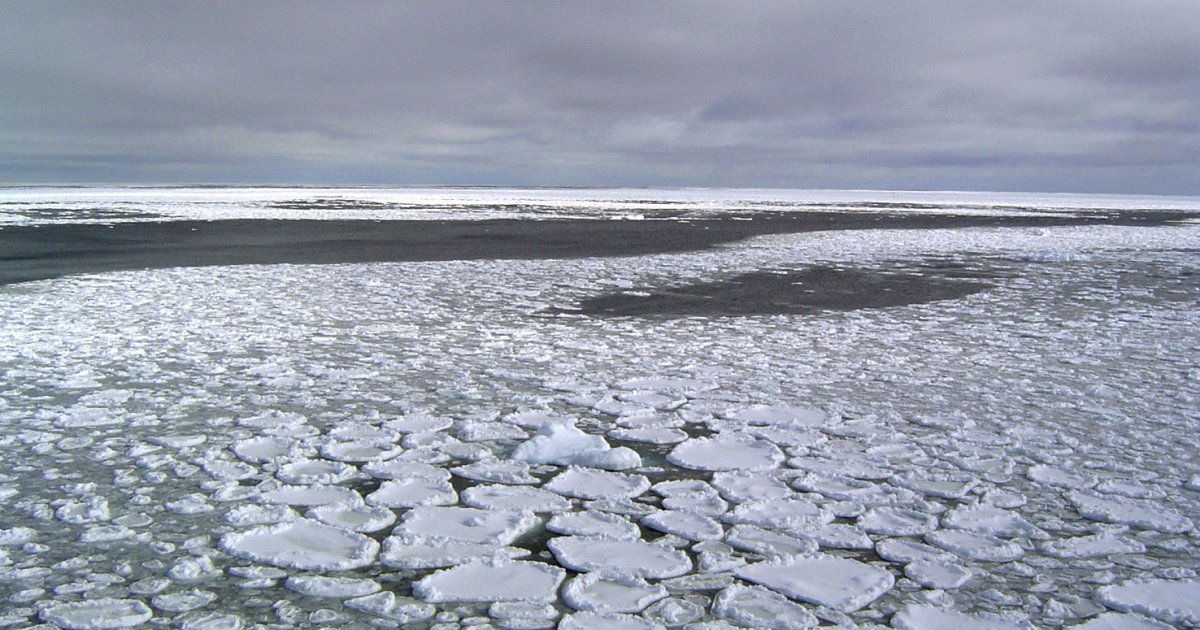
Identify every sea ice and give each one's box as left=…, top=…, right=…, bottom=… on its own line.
left=231, top=436, right=298, bottom=463
left=319, top=440, right=403, bottom=462
left=890, top=604, right=1033, bottom=629
left=365, top=477, right=457, bottom=508
left=562, top=572, right=668, bottom=613
left=258, top=484, right=362, bottom=507
left=511, top=421, right=641, bottom=470
left=858, top=506, right=938, bottom=536
left=942, top=504, right=1049, bottom=539
left=711, top=471, right=792, bottom=502
left=545, top=467, right=650, bottom=500
left=392, top=506, right=538, bottom=545
left=306, top=503, right=396, bottom=532
left=361, top=458, right=449, bottom=480
left=379, top=534, right=529, bottom=569
left=725, top=524, right=819, bottom=558
left=1040, top=531, right=1146, bottom=558
left=712, top=583, right=818, bottom=629
left=725, top=404, right=829, bottom=427
left=905, top=559, right=974, bottom=589
left=735, top=555, right=895, bottom=612
left=451, top=459, right=541, bottom=484
left=548, top=537, right=693, bottom=579
left=284, top=575, right=382, bottom=598
left=1077, top=612, right=1173, bottom=629
left=925, top=530, right=1025, bottom=562
left=342, top=591, right=435, bottom=623
left=558, top=611, right=666, bottom=630
left=642, top=509, right=724, bottom=541
left=667, top=435, right=784, bottom=471
left=383, top=415, right=453, bottom=433
left=1027, top=464, right=1098, bottom=489
left=891, top=471, right=979, bottom=499
left=414, top=560, right=566, bottom=603
left=218, top=518, right=379, bottom=570
left=724, top=498, right=833, bottom=530
left=1095, top=579, right=1200, bottom=626
left=461, top=484, right=573, bottom=512
left=1068, top=490, right=1193, bottom=533
left=38, top=598, right=154, bottom=629
left=275, top=459, right=357, bottom=485
left=546, top=510, right=641, bottom=540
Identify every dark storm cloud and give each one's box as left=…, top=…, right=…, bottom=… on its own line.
left=1, top=1, right=1197, bottom=193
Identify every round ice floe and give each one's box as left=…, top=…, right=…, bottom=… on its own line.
left=563, top=572, right=668, bottom=613
left=176, top=611, right=245, bottom=629
left=1095, top=479, right=1166, bottom=499
left=792, top=474, right=884, bottom=502
left=394, top=506, right=538, bottom=545
left=384, top=415, right=453, bottom=434
left=307, top=503, right=396, bottom=532
left=361, top=459, right=449, bottom=481
left=451, top=459, right=540, bottom=484
left=1040, top=531, right=1146, bottom=558
left=726, top=524, right=819, bottom=558
left=904, top=559, right=974, bottom=589
left=224, top=504, right=297, bottom=526
left=858, top=506, right=938, bottom=536
left=736, top=554, right=894, bottom=612
left=545, top=467, right=650, bottom=500
left=201, top=458, right=258, bottom=481
left=329, top=424, right=398, bottom=443
left=712, top=583, right=818, bottom=629
left=275, top=459, right=357, bottom=485
left=1096, top=579, right=1200, bottom=626
left=380, top=534, right=529, bottom=569
left=711, top=471, right=792, bottom=502
left=414, top=560, right=566, bottom=603
left=38, top=598, right=154, bottom=629
left=218, top=518, right=378, bottom=570
left=319, top=440, right=402, bottom=463
left=259, top=484, right=362, bottom=507
left=608, top=426, right=688, bottom=444
left=724, top=498, right=833, bottom=530
left=511, top=421, right=641, bottom=470
left=942, top=504, right=1049, bottom=539
left=642, top=509, right=724, bottom=542
left=725, top=404, right=829, bottom=427
left=461, top=484, right=573, bottom=513
left=925, top=529, right=1024, bottom=562
left=343, top=592, right=435, bottom=623
left=151, top=589, right=217, bottom=612
left=237, top=410, right=307, bottom=430
left=789, top=457, right=891, bottom=481
left=667, top=435, right=783, bottom=471
left=891, top=604, right=1033, bottom=629
left=285, top=575, right=381, bottom=599
left=1027, top=464, right=1098, bottom=489
left=548, top=537, right=692, bottom=579
left=875, top=539, right=955, bottom=564
left=80, top=525, right=135, bottom=543
left=1068, top=490, right=1193, bottom=533
left=365, top=478, right=457, bottom=508
left=891, top=471, right=979, bottom=499
left=547, top=510, right=641, bottom=540
left=231, top=436, right=298, bottom=463
left=792, top=523, right=873, bottom=550
left=559, top=611, right=665, bottom=630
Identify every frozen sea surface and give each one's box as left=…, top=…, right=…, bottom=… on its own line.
left=1, top=190, right=1199, bottom=627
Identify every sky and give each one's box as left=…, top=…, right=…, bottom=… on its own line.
left=2, top=2, right=1198, bottom=194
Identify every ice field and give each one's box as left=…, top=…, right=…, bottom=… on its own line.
left=1, top=188, right=1199, bottom=628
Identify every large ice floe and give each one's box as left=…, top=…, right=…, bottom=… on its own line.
left=1, top=188, right=1199, bottom=627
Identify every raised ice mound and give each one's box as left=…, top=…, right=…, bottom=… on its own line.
left=414, top=560, right=566, bottom=603
left=1068, top=490, right=1193, bottom=533
left=1096, top=579, right=1200, bottom=626
left=667, top=434, right=784, bottom=471
left=891, top=604, right=1034, bottom=629
left=511, top=420, right=641, bottom=470
left=218, top=518, right=379, bottom=570
left=38, top=598, right=154, bottom=629
left=545, top=467, right=650, bottom=500
left=548, top=536, right=692, bottom=579
left=735, top=555, right=894, bottom=612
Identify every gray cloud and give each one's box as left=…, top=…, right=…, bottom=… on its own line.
left=1, top=1, right=1197, bottom=193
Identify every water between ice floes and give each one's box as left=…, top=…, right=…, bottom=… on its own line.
left=1, top=205, right=1198, bottom=628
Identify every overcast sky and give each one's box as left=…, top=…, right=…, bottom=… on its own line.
left=2, top=2, right=1197, bottom=194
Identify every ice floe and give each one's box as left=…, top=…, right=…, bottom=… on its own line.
left=511, top=420, right=642, bottom=470
left=735, top=555, right=894, bottom=612
left=668, top=434, right=784, bottom=471
left=712, top=583, right=818, bottom=629
left=414, top=560, right=566, bottom=603
left=545, top=467, right=650, bottom=500
left=548, top=537, right=693, bottom=579
left=890, top=604, right=1033, bottom=629
left=218, top=519, right=379, bottom=570
left=562, top=572, right=668, bottom=613
left=38, top=599, right=154, bottom=629
left=1069, top=490, right=1193, bottom=533
left=1095, top=579, right=1200, bottom=626
left=365, top=477, right=457, bottom=507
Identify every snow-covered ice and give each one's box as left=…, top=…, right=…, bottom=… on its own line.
left=1, top=187, right=1198, bottom=626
